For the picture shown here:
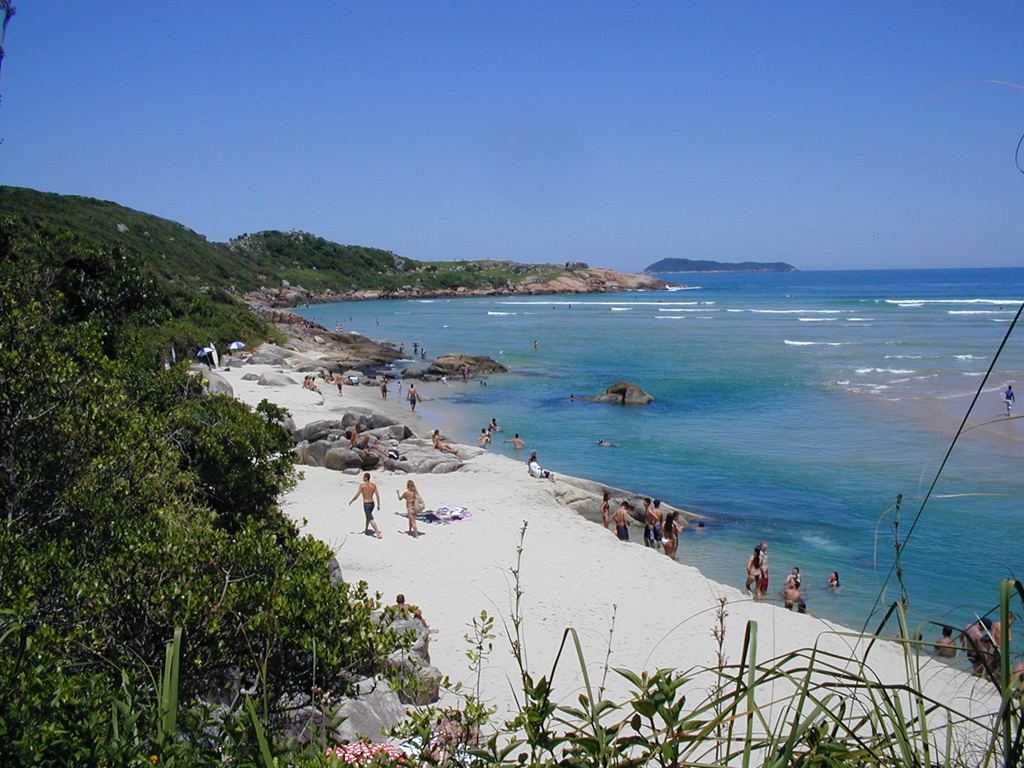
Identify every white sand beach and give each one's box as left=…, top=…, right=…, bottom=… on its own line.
left=214, top=360, right=1000, bottom=734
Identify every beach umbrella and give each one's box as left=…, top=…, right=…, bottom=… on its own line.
left=197, top=347, right=215, bottom=357
left=227, top=341, right=246, bottom=351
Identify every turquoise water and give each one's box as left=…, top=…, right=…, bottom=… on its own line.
left=298, top=269, right=1024, bottom=636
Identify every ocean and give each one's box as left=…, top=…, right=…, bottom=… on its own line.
left=297, top=268, right=1024, bottom=639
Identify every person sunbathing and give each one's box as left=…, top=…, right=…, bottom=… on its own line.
left=432, top=430, right=459, bottom=455
left=350, top=426, right=388, bottom=456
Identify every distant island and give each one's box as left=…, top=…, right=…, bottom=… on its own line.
left=644, top=258, right=798, bottom=274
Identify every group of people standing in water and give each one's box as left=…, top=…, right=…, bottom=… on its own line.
left=598, top=493, right=693, bottom=561
left=745, top=542, right=841, bottom=613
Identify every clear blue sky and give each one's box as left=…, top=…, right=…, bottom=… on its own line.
left=2, top=2, right=1023, bottom=271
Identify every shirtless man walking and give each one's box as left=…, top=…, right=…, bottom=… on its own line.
left=349, top=472, right=382, bottom=538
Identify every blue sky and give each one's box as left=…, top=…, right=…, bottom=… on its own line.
left=2, top=2, right=1023, bottom=271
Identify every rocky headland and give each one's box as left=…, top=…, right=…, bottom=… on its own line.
left=246, top=266, right=677, bottom=310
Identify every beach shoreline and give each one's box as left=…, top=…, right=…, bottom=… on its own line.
left=207, top=356, right=1000, bottom=729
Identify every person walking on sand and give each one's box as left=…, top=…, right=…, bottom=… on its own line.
left=349, top=472, right=382, bottom=538
left=504, top=433, right=526, bottom=449
left=757, top=541, right=770, bottom=598
left=613, top=501, right=632, bottom=541
left=745, top=546, right=762, bottom=598
left=408, top=384, right=419, bottom=412
left=600, top=491, right=611, bottom=530
left=397, top=480, right=422, bottom=538
left=380, top=375, right=389, bottom=400
left=1006, top=385, right=1015, bottom=416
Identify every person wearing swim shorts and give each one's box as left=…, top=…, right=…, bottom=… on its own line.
left=652, top=499, right=664, bottom=546
left=614, top=501, right=632, bottom=542
left=349, top=472, right=382, bottom=538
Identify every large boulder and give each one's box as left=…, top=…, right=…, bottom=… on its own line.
left=202, top=372, right=234, bottom=397
left=293, top=412, right=403, bottom=443
left=333, top=678, right=408, bottom=743
left=324, top=447, right=367, bottom=471
left=583, top=381, right=655, bottom=405
left=258, top=371, right=299, bottom=387
left=427, top=353, right=509, bottom=376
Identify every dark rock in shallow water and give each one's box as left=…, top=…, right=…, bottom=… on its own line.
left=583, top=382, right=655, bottom=405
left=427, top=353, right=508, bottom=376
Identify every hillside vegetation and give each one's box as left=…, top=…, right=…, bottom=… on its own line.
left=0, top=186, right=573, bottom=295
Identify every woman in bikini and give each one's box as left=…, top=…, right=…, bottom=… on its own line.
left=600, top=492, right=611, bottom=530
left=397, top=480, right=421, bottom=538
left=663, top=510, right=682, bottom=561
left=745, top=546, right=762, bottom=598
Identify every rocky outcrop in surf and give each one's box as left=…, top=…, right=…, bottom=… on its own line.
left=581, top=382, right=655, bottom=405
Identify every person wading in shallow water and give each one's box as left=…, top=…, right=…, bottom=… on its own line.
left=745, top=546, right=762, bottom=598
left=758, top=541, right=770, bottom=598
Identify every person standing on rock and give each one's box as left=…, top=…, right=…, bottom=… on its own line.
left=408, top=384, right=419, bottom=412
left=349, top=472, right=382, bottom=539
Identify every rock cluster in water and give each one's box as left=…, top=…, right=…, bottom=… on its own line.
left=581, top=381, right=655, bottom=405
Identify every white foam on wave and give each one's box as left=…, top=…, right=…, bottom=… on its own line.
left=611, top=307, right=632, bottom=311
left=948, top=310, right=1011, bottom=315
left=888, top=298, right=1021, bottom=308
left=961, top=371, right=987, bottom=377
left=658, top=307, right=720, bottom=312
left=655, top=316, right=686, bottom=320
left=751, top=309, right=845, bottom=314
left=798, top=317, right=837, bottom=322
left=487, top=311, right=516, bottom=315
left=885, top=354, right=923, bottom=359
left=846, top=317, right=873, bottom=321
left=855, top=367, right=915, bottom=375
left=954, top=354, right=984, bottom=360
left=784, top=340, right=849, bottom=346
left=416, top=300, right=435, bottom=303
left=666, top=285, right=702, bottom=291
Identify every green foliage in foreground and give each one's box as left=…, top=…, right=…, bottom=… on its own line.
left=0, top=224, right=400, bottom=765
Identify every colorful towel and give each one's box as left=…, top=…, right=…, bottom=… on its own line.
left=416, top=506, right=473, bottom=523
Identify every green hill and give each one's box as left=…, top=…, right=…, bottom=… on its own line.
left=0, top=186, right=571, bottom=294
left=644, top=257, right=797, bottom=273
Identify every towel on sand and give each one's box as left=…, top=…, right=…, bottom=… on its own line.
left=416, top=506, right=472, bottom=524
